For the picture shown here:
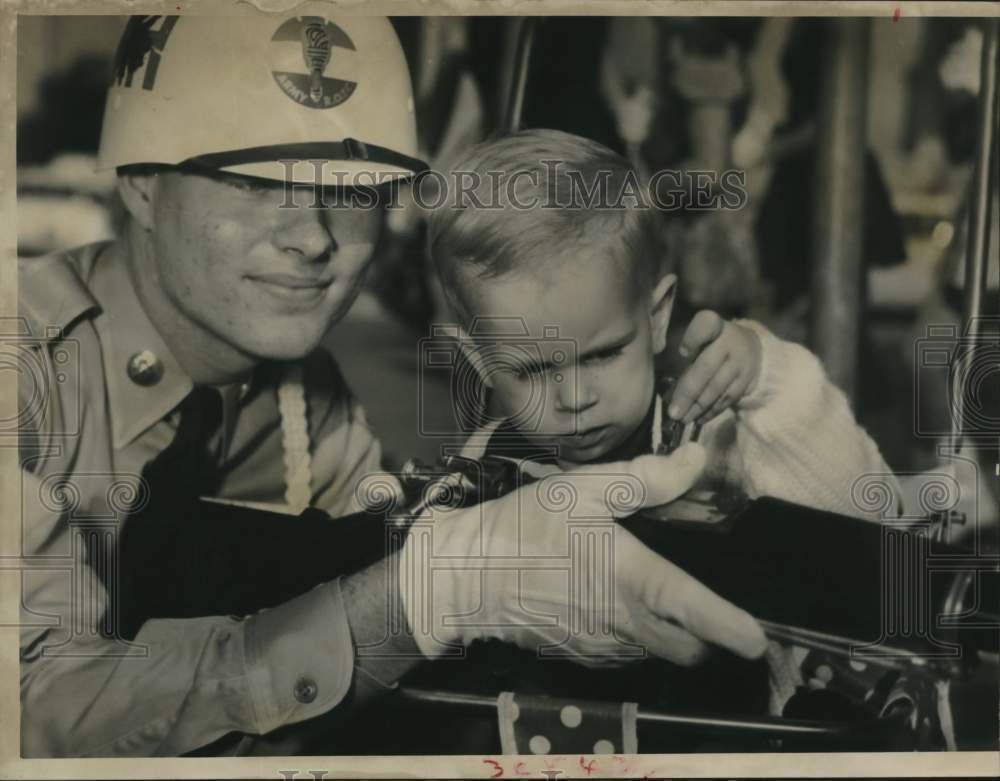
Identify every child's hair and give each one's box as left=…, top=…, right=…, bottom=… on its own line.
left=428, top=129, right=669, bottom=318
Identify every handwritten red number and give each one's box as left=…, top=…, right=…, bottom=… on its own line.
left=483, top=759, right=504, bottom=778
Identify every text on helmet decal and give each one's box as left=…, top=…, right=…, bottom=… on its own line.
left=112, top=16, right=179, bottom=91
left=269, top=17, right=357, bottom=110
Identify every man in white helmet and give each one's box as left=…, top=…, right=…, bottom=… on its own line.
left=17, top=10, right=766, bottom=757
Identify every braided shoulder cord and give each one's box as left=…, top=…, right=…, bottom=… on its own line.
left=277, top=364, right=313, bottom=513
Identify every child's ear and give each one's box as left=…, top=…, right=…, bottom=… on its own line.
left=649, top=272, right=677, bottom=354
left=455, top=326, right=494, bottom=388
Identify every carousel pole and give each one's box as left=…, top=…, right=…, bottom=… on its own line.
left=500, top=17, right=541, bottom=133
left=947, top=17, right=998, bottom=543
left=810, top=19, right=871, bottom=404
left=953, top=18, right=999, bottom=453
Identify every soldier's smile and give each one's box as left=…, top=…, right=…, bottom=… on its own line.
left=245, top=272, right=333, bottom=305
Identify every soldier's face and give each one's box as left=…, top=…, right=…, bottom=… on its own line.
left=148, top=169, right=382, bottom=360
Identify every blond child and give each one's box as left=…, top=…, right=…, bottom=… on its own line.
left=427, top=128, right=902, bottom=714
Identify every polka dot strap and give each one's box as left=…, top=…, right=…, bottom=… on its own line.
left=496, top=691, right=639, bottom=755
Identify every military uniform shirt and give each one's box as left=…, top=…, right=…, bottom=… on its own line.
left=17, top=240, right=385, bottom=757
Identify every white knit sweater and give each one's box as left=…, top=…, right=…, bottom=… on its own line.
left=705, top=320, right=902, bottom=521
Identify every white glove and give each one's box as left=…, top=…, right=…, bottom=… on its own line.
left=400, top=444, right=767, bottom=667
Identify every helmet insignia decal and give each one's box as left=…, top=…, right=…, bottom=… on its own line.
left=301, top=22, right=331, bottom=104
left=270, top=17, right=357, bottom=110
left=112, top=15, right=179, bottom=91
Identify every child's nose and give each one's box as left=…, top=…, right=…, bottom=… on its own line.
left=553, top=371, right=598, bottom=413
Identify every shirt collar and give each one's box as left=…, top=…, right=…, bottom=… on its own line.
left=89, top=241, right=193, bottom=450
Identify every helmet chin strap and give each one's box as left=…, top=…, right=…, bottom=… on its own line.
left=277, top=364, right=313, bottom=513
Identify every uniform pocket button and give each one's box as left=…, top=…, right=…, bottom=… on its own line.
left=293, top=675, right=318, bottom=704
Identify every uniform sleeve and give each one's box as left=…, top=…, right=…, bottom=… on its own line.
left=702, top=320, right=903, bottom=521
left=18, top=465, right=357, bottom=757
left=16, top=254, right=368, bottom=756
left=17, top=336, right=358, bottom=756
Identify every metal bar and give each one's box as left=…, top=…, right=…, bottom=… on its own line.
left=757, top=620, right=912, bottom=670
left=398, top=687, right=888, bottom=739
left=501, top=18, right=540, bottom=133
left=952, top=18, right=999, bottom=460
left=809, top=19, right=871, bottom=403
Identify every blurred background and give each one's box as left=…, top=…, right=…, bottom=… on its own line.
left=16, top=16, right=999, bottom=534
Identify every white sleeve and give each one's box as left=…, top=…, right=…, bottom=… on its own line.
left=705, top=320, right=903, bottom=521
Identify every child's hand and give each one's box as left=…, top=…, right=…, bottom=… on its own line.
left=667, top=311, right=763, bottom=424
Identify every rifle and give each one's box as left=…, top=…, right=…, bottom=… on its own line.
left=114, top=452, right=998, bottom=752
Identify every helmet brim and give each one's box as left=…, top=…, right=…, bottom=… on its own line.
left=179, top=139, right=428, bottom=186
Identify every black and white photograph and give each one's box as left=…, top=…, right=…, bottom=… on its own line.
left=4, top=0, right=1000, bottom=775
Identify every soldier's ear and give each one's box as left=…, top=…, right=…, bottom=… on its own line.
left=116, top=170, right=159, bottom=231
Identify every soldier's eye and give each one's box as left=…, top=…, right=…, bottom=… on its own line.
left=234, top=179, right=271, bottom=193
left=220, top=174, right=280, bottom=195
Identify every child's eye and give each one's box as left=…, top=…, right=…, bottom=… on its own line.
left=513, top=361, right=545, bottom=380
left=585, top=346, right=624, bottom=365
